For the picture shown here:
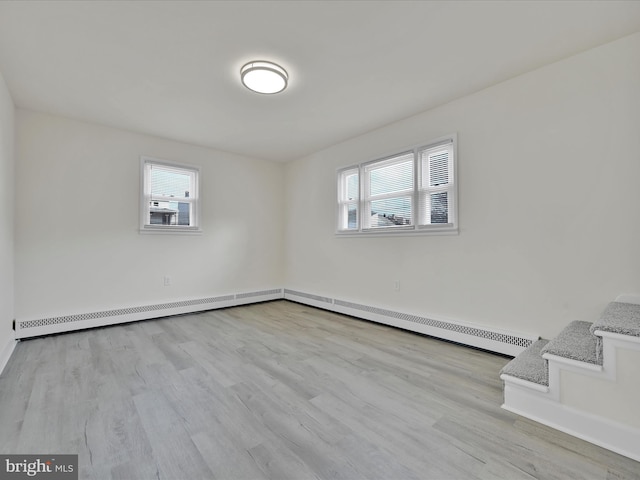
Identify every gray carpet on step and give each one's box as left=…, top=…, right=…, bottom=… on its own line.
left=590, top=302, right=640, bottom=337
left=500, top=338, right=549, bottom=386
left=540, top=320, right=600, bottom=365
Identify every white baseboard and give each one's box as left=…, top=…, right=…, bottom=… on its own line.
left=503, top=328, right=640, bottom=463
left=14, top=286, right=538, bottom=356
left=284, top=288, right=537, bottom=356
left=0, top=333, right=17, bottom=376
left=15, top=288, right=283, bottom=339
left=502, top=382, right=640, bottom=462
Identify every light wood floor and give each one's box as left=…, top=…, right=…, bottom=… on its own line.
left=1, top=300, right=638, bottom=480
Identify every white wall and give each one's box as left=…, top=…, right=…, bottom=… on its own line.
left=284, top=33, right=640, bottom=340
left=15, top=110, right=284, bottom=321
left=0, top=71, right=14, bottom=359
left=9, top=33, right=640, bottom=342
left=561, top=346, right=640, bottom=429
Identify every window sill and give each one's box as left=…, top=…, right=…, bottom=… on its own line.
left=140, top=226, right=203, bottom=235
left=336, top=225, right=458, bottom=237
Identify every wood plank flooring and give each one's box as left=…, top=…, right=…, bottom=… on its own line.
left=0, top=300, right=638, bottom=479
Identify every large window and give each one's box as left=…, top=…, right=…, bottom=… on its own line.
left=337, top=135, right=457, bottom=235
left=140, top=157, right=201, bottom=234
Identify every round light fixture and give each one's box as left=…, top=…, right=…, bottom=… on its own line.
left=240, top=60, right=288, bottom=94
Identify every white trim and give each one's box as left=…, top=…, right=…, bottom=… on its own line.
left=361, top=149, right=415, bottom=170
left=285, top=294, right=334, bottom=311
left=503, top=329, right=640, bottom=462
left=140, top=156, right=202, bottom=234
left=0, top=332, right=17, bottom=375
left=614, top=294, right=640, bottom=305
left=336, top=225, right=459, bottom=237
left=502, top=383, right=640, bottom=462
left=336, top=166, right=359, bottom=233
left=543, top=354, right=607, bottom=402
left=417, top=140, right=456, bottom=227
left=500, top=373, right=549, bottom=393
left=541, top=353, right=603, bottom=372
left=335, top=133, right=458, bottom=237
left=362, top=151, right=414, bottom=231
left=595, top=329, right=640, bottom=346
left=14, top=287, right=535, bottom=354
left=139, top=225, right=203, bottom=235
left=284, top=289, right=536, bottom=356
left=16, top=289, right=283, bottom=339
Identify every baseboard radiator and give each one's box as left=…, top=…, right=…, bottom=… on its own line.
left=283, top=289, right=537, bottom=356
left=15, top=288, right=283, bottom=339
left=16, top=287, right=536, bottom=356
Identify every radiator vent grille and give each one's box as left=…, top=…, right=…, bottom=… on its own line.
left=20, top=295, right=236, bottom=329
left=334, top=299, right=532, bottom=348
left=236, top=289, right=282, bottom=299
left=18, top=288, right=533, bottom=351
left=284, top=289, right=334, bottom=305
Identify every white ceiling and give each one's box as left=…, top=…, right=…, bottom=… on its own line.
left=0, top=1, right=639, bottom=162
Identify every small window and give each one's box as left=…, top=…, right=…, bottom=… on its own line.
left=140, top=157, right=201, bottom=234
left=337, top=135, right=457, bottom=235
left=418, top=142, right=455, bottom=227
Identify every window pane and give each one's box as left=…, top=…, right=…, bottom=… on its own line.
left=369, top=159, right=413, bottom=196
left=175, top=201, right=191, bottom=226
left=336, top=137, right=456, bottom=235
left=142, top=158, right=199, bottom=232
left=151, top=166, right=191, bottom=199
left=429, top=151, right=449, bottom=186
left=369, top=197, right=412, bottom=227
left=148, top=199, right=192, bottom=226
left=149, top=202, right=178, bottom=225
left=347, top=203, right=358, bottom=229
left=346, top=173, right=359, bottom=201
left=338, top=169, right=359, bottom=230
left=430, top=192, right=448, bottom=224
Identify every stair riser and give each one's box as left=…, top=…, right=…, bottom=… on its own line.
left=502, top=386, right=640, bottom=463
left=502, top=333, right=640, bottom=462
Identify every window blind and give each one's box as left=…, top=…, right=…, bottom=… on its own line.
left=363, top=152, right=414, bottom=229
left=336, top=135, right=457, bottom=235
left=418, top=142, right=454, bottom=226
left=141, top=157, right=200, bottom=232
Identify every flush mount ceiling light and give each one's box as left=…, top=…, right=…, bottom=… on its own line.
left=240, top=60, right=288, bottom=94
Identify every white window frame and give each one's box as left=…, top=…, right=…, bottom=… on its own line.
left=337, top=167, right=359, bottom=231
left=140, top=156, right=202, bottom=235
left=362, top=151, right=415, bottom=231
left=417, top=140, right=456, bottom=230
left=336, top=134, right=458, bottom=236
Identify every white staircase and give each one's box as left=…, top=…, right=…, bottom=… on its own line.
left=500, top=296, right=640, bottom=462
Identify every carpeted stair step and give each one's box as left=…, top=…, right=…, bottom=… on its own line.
left=500, top=338, right=549, bottom=386
left=590, top=302, right=640, bottom=337
left=590, top=302, right=640, bottom=362
left=540, top=320, right=601, bottom=365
